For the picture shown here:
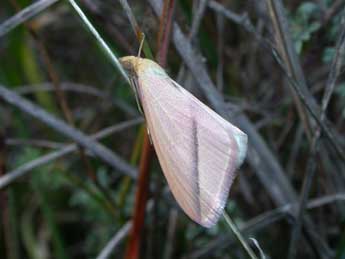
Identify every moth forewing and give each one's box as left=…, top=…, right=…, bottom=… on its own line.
left=171, top=79, right=248, bottom=169
left=119, top=56, right=248, bottom=227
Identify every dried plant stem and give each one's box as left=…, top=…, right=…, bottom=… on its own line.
left=0, top=118, right=142, bottom=190
left=0, top=0, right=59, bottom=38
left=0, top=84, right=136, bottom=178
left=288, top=14, right=345, bottom=259
left=67, top=0, right=128, bottom=82
left=9, top=0, right=119, bottom=213
left=223, top=212, right=258, bottom=259
left=163, top=209, right=178, bottom=259
left=187, top=193, right=345, bottom=258
left=96, top=222, right=132, bottom=259
left=209, top=1, right=345, bottom=162
left=266, top=0, right=312, bottom=139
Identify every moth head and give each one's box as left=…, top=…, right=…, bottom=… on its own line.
left=119, top=56, right=139, bottom=78
left=120, top=56, right=167, bottom=78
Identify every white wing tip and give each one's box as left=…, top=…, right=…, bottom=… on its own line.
left=234, top=131, right=248, bottom=169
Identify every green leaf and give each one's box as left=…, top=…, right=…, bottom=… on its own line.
left=322, top=47, right=335, bottom=63
left=297, top=2, right=319, bottom=22
left=291, top=2, right=321, bottom=54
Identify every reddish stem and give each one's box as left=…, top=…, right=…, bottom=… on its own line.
left=124, top=135, right=153, bottom=259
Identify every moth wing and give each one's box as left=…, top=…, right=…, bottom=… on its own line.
left=139, top=74, right=247, bottom=227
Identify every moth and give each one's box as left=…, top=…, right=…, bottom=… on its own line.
left=120, top=56, right=248, bottom=227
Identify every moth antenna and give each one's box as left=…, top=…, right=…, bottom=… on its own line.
left=137, top=33, right=145, bottom=57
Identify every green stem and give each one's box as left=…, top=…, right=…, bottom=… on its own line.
left=67, top=0, right=129, bottom=82
left=223, top=211, right=258, bottom=259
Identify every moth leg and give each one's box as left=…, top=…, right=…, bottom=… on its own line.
left=146, top=127, right=153, bottom=145
left=130, top=78, right=144, bottom=114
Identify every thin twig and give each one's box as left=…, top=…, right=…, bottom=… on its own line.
left=272, top=50, right=345, bottom=162
left=9, top=0, right=119, bottom=210
left=163, top=209, right=178, bottom=259
left=0, top=118, right=142, bottom=190
left=265, top=0, right=312, bottom=139
left=186, top=193, right=345, bottom=258
left=288, top=14, right=345, bottom=259
left=189, top=0, right=209, bottom=40
left=208, top=1, right=257, bottom=35
left=0, top=0, right=59, bottom=38
left=118, top=0, right=154, bottom=58
left=223, top=212, right=258, bottom=259
left=323, top=0, right=345, bottom=26
left=68, top=0, right=129, bottom=82
left=95, top=198, right=156, bottom=259
left=216, top=11, right=225, bottom=91
left=0, top=84, right=137, bottom=178
left=16, top=82, right=108, bottom=97
left=118, top=0, right=140, bottom=36
left=209, top=0, right=345, bottom=162
left=15, top=82, right=138, bottom=116
left=175, top=0, right=208, bottom=86
left=5, top=138, right=65, bottom=149
left=96, top=222, right=132, bottom=259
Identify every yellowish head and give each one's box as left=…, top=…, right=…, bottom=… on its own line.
left=119, top=56, right=166, bottom=78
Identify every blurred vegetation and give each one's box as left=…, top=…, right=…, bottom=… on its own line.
left=1, top=0, right=345, bottom=258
